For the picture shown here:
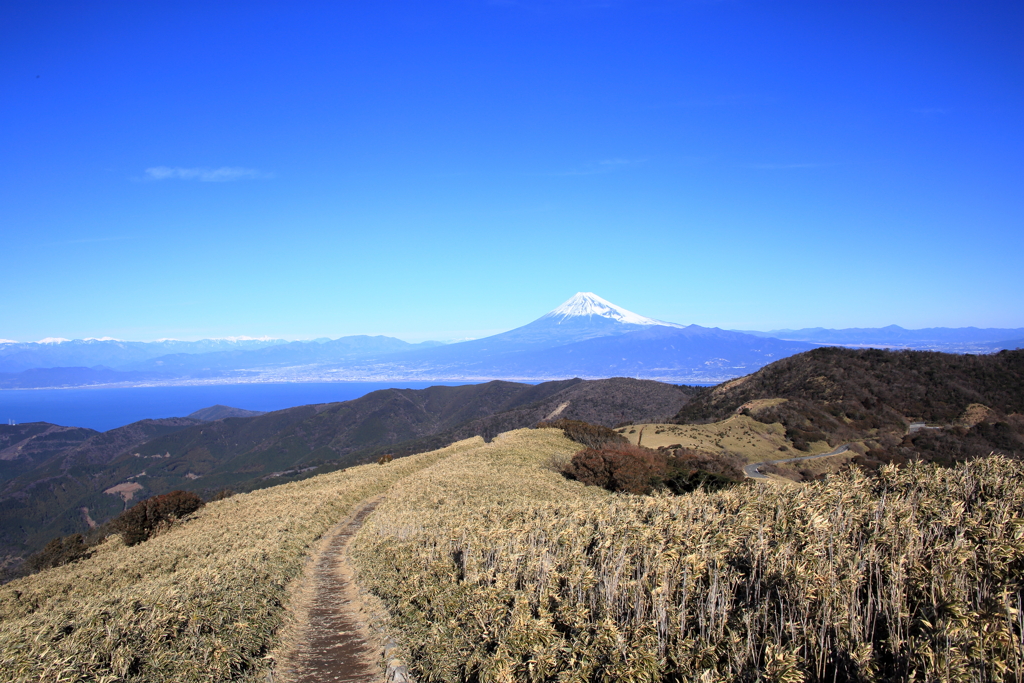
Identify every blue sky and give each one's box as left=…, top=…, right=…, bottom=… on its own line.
left=2, top=0, right=1022, bottom=342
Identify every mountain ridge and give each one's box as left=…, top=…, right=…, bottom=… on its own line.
left=739, top=325, right=1024, bottom=351
left=5, top=294, right=1019, bottom=389
left=673, top=347, right=1024, bottom=473
left=187, top=405, right=267, bottom=421
left=0, top=377, right=697, bottom=562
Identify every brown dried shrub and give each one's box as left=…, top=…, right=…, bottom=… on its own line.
left=670, top=448, right=746, bottom=481
left=24, top=534, right=90, bottom=573
left=564, top=444, right=666, bottom=494
left=210, top=488, right=234, bottom=501
left=663, top=448, right=745, bottom=493
left=538, top=418, right=628, bottom=450
left=113, top=490, right=205, bottom=546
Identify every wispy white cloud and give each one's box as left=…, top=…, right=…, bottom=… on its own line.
left=144, top=166, right=271, bottom=182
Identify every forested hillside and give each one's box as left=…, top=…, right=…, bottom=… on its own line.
left=1, top=378, right=696, bottom=565
left=674, top=347, right=1024, bottom=467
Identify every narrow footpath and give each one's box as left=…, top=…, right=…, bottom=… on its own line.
left=277, top=499, right=383, bottom=683
left=744, top=444, right=851, bottom=480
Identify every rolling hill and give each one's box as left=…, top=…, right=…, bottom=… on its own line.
left=0, top=377, right=697, bottom=564
left=4, top=351, right=1024, bottom=679
left=4, top=428, right=1021, bottom=682
left=187, top=405, right=267, bottom=421
left=0, top=422, right=99, bottom=483
left=673, top=346, right=1024, bottom=468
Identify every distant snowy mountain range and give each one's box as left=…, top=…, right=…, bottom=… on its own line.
left=0, top=336, right=441, bottom=374
left=740, top=325, right=1024, bottom=352
left=2, top=292, right=1021, bottom=389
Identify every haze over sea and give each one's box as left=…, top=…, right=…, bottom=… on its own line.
left=0, top=382, right=470, bottom=432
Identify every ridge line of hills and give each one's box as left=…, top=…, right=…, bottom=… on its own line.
left=3, top=346, right=1023, bottom=575
left=3, top=293, right=1021, bottom=389
left=0, top=376, right=696, bottom=566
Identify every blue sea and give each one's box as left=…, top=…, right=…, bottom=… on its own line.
left=0, top=382, right=474, bottom=432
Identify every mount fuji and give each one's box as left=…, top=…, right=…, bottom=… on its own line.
left=501, top=292, right=685, bottom=344
left=0, top=293, right=820, bottom=387
left=391, top=292, right=683, bottom=364
left=356, top=293, right=818, bottom=382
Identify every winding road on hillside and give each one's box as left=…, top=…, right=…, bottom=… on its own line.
left=744, top=444, right=851, bottom=480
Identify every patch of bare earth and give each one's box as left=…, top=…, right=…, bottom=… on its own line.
left=275, top=498, right=384, bottom=683
left=103, top=481, right=143, bottom=503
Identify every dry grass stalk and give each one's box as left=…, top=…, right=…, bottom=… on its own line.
left=0, top=437, right=483, bottom=683
left=352, top=428, right=1024, bottom=683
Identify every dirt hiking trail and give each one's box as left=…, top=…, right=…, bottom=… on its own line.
left=276, top=498, right=383, bottom=683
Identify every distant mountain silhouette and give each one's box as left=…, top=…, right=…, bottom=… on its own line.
left=428, top=324, right=816, bottom=382
left=0, top=366, right=172, bottom=389
left=740, top=325, right=1024, bottom=351
left=0, top=334, right=444, bottom=383
left=4, top=294, right=1016, bottom=388
left=0, top=337, right=288, bottom=373
left=349, top=294, right=816, bottom=382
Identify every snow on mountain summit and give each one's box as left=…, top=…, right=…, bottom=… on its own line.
left=543, top=293, right=684, bottom=328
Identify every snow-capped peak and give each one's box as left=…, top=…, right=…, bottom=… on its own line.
left=218, top=335, right=278, bottom=342
left=543, top=292, right=684, bottom=327
left=35, top=337, right=71, bottom=344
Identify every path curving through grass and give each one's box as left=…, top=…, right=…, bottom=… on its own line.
left=279, top=499, right=383, bottom=683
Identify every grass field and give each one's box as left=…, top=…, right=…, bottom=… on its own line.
left=618, top=413, right=835, bottom=462
left=0, top=437, right=484, bottom=683
left=352, top=428, right=1024, bottom=682
left=4, top=425, right=1023, bottom=682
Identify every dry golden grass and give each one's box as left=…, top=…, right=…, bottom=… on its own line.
left=735, top=398, right=789, bottom=413
left=352, top=428, right=1024, bottom=682
left=619, top=415, right=830, bottom=462
left=6, top=423, right=1023, bottom=683
left=0, top=437, right=484, bottom=683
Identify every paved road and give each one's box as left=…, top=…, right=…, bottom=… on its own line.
left=743, top=444, right=851, bottom=480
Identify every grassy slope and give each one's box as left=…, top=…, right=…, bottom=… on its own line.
left=2, top=382, right=574, bottom=560
left=352, top=428, right=1024, bottom=682
left=616, top=415, right=834, bottom=462
left=0, top=437, right=483, bottom=683
left=6, top=425, right=1023, bottom=682
left=673, top=348, right=1024, bottom=469
left=667, top=352, right=1024, bottom=475
left=2, top=378, right=694, bottom=562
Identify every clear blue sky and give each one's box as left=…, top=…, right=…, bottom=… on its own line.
left=2, top=0, right=1022, bottom=342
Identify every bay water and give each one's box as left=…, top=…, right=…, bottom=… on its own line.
left=0, top=382, right=473, bottom=432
